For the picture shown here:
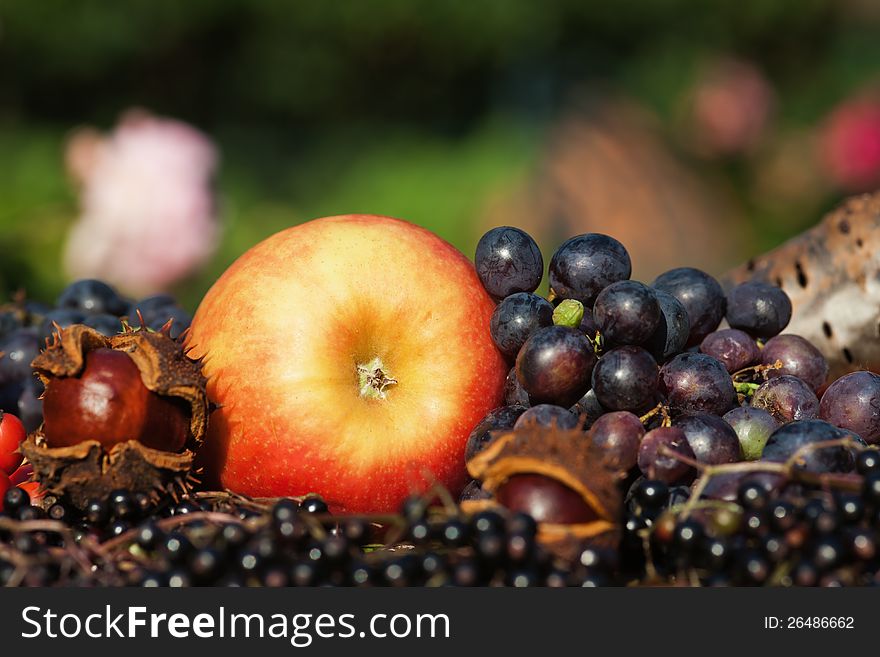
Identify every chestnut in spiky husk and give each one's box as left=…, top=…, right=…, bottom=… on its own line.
left=463, top=426, right=625, bottom=562
left=20, top=324, right=208, bottom=507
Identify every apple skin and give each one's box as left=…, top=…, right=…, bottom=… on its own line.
left=187, top=215, right=507, bottom=513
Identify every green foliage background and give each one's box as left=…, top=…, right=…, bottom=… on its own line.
left=0, top=1, right=878, bottom=308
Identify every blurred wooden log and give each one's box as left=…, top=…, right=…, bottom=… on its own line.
left=480, top=98, right=746, bottom=282
left=724, top=192, right=880, bottom=381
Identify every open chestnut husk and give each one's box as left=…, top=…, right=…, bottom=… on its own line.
left=20, top=324, right=208, bottom=507
left=462, top=426, right=625, bottom=561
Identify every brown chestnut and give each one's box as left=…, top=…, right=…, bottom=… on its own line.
left=495, top=473, right=600, bottom=524
left=42, top=348, right=191, bottom=452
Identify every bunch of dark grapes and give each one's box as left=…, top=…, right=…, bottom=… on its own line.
left=0, top=279, right=192, bottom=432
left=469, top=225, right=880, bottom=586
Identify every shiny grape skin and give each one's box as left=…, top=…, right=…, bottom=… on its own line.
left=570, top=389, right=607, bottom=429
left=503, top=367, right=531, bottom=406
left=699, top=329, right=759, bottom=374
left=578, top=312, right=599, bottom=339
left=475, top=226, right=544, bottom=299
left=761, top=419, right=854, bottom=473
left=589, top=411, right=645, bottom=470
left=489, top=293, right=554, bottom=360
left=659, top=353, right=737, bottom=416
left=514, top=404, right=579, bottom=431
left=591, top=346, right=659, bottom=412
left=57, top=278, right=127, bottom=316
left=637, top=426, right=696, bottom=484
left=819, top=371, right=880, bottom=444
left=515, top=326, right=597, bottom=407
left=465, top=405, right=527, bottom=462
left=751, top=375, right=819, bottom=424
left=548, top=233, right=632, bottom=306
left=652, top=267, right=725, bottom=347
left=674, top=413, right=742, bottom=465
left=723, top=406, right=780, bottom=461
left=760, top=334, right=829, bottom=393
left=592, top=280, right=661, bottom=347
left=725, top=281, right=792, bottom=339
left=701, top=471, right=783, bottom=502
left=644, top=290, right=690, bottom=363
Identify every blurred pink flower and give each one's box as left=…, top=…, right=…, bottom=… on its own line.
left=64, top=110, right=220, bottom=295
left=821, top=96, right=880, bottom=191
left=689, top=58, right=775, bottom=156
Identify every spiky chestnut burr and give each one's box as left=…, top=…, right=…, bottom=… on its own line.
left=20, top=323, right=208, bottom=507
left=463, top=426, right=625, bottom=561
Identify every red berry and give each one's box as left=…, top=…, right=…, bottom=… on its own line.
left=0, top=412, right=26, bottom=475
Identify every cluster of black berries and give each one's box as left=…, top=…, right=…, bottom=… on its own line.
left=0, top=485, right=618, bottom=587
left=618, top=455, right=880, bottom=587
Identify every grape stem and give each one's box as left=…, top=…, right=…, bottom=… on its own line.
left=639, top=402, right=672, bottom=428
left=732, top=359, right=783, bottom=383
left=657, top=436, right=866, bottom=520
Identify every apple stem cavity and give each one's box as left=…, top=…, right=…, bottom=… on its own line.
left=552, top=299, right=585, bottom=329
left=357, top=356, right=398, bottom=400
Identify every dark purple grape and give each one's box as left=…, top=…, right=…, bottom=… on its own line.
left=701, top=471, right=782, bottom=502
left=578, top=312, right=599, bottom=339
left=644, top=290, right=690, bottom=363
left=592, top=280, right=660, bottom=346
left=129, top=294, right=177, bottom=323
left=0, top=309, right=21, bottom=342
left=475, top=226, right=544, bottom=299
left=751, top=375, right=819, bottom=424
left=637, top=427, right=695, bottom=484
left=503, top=367, right=531, bottom=406
left=82, top=313, right=123, bottom=336
left=591, top=346, right=658, bottom=411
left=699, top=329, right=759, bottom=374
left=570, top=389, right=607, bottom=429
left=39, top=308, right=86, bottom=344
left=723, top=406, right=780, bottom=460
left=127, top=294, right=192, bottom=339
left=515, top=326, right=596, bottom=407
left=489, top=293, right=553, bottom=360
left=761, top=419, right=854, bottom=473
left=465, top=405, right=527, bottom=462
left=725, top=281, right=792, bottom=339
left=57, top=279, right=127, bottom=316
left=147, top=306, right=192, bottom=339
left=760, top=334, right=828, bottom=393
left=659, top=353, right=736, bottom=416
left=513, top=404, right=579, bottom=430
left=549, top=234, right=631, bottom=306
left=819, top=371, right=880, bottom=444
left=0, top=328, right=39, bottom=387
left=589, top=411, right=644, bottom=470
left=674, top=413, right=741, bottom=465
left=652, top=267, right=725, bottom=346
left=0, top=328, right=40, bottom=410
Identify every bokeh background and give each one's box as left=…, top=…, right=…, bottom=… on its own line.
left=2, top=0, right=880, bottom=309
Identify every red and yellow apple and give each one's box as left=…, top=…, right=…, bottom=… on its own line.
left=186, top=215, right=507, bottom=513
